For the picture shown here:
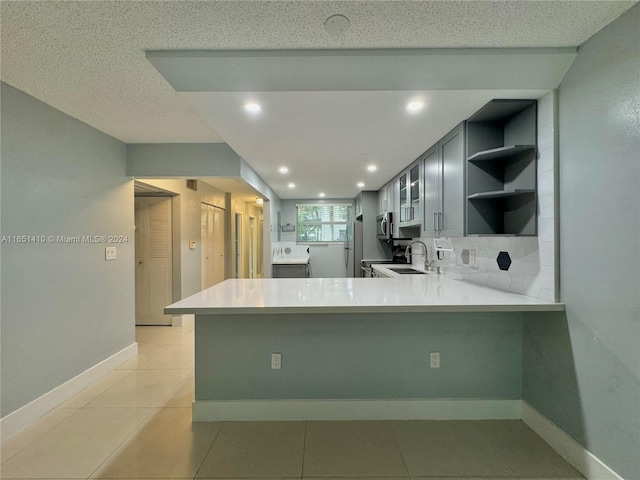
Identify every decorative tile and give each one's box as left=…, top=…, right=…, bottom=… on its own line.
left=497, top=251, right=512, bottom=271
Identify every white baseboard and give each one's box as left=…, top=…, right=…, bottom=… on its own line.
left=0, top=342, right=138, bottom=443
left=192, top=398, right=521, bottom=422
left=521, top=401, right=623, bottom=480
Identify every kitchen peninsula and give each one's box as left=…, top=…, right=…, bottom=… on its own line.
left=166, top=276, right=563, bottom=422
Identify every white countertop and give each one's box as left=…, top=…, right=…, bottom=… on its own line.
left=165, top=274, right=564, bottom=315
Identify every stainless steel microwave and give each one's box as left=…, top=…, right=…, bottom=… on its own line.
left=376, top=212, right=393, bottom=240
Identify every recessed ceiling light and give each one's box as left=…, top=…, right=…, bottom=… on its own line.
left=244, top=102, right=262, bottom=113
left=357, top=182, right=365, bottom=188
left=319, top=192, right=326, bottom=198
left=288, top=182, right=296, bottom=188
left=406, top=99, right=426, bottom=113
left=279, top=166, right=289, bottom=174
left=367, top=165, right=377, bottom=172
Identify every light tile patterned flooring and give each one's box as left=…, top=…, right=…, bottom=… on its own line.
left=1, top=325, right=583, bottom=479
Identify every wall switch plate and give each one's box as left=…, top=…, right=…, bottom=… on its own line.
left=271, top=353, right=282, bottom=370
left=189, top=240, right=196, bottom=249
left=105, top=246, right=117, bottom=260
left=429, top=352, right=440, bottom=368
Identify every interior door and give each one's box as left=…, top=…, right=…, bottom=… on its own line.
left=135, top=196, right=173, bottom=325
left=249, top=216, right=257, bottom=278
left=234, top=213, right=243, bottom=278
left=201, top=203, right=226, bottom=289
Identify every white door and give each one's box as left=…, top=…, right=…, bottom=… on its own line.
left=234, top=213, right=243, bottom=278
left=201, top=203, right=226, bottom=289
left=135, top=197, right=173, bottom=325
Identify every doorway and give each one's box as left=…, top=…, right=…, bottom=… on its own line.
left=201, top=203, right=226, bottom=288
left=134, top=196, right=173, bottom=325
left=234, top=213, right=243, bottom=278
left=249, top=216, right=257, bottom=278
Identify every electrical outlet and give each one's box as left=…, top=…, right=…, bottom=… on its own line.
left=429, top=352, right=440, bottom=368
left=271, top=353, right=282, bottom=370
left=105, top=246, right=117, bottom=260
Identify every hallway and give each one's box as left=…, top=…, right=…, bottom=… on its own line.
left=1, top=325, right=582, bottom=479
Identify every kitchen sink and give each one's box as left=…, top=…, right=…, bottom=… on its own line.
left=388, top=268, right=427, bottom=275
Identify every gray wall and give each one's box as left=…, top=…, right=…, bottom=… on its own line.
left=196, top=312, right=523, bottom=401
left=522, top=5, right=640, bottom=479
left=127, top=143, right=241, bottom=177
left=1, top=83, right=136, bottom=417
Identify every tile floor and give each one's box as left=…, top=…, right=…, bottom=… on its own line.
left=1, top=324, right=584, bottom=479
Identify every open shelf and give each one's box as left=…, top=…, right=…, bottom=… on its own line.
left=465, top=99, right=538, bottom=236
left=468, top=189, right=535, bottom=200
left=468, top=145, right=536, bottom=163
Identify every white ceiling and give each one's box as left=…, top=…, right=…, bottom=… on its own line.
left=182, top=89, right=547, bottom=198
left=1, top=1, right=636, bottom=199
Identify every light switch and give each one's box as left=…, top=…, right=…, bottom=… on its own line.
left=105, top=246, right=117, bottom=260
left=189, top=240, right=196, bottom=249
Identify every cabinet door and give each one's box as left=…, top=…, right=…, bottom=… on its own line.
left=422, top=145, right=440, bottom=236
left=409, top=161, right=421, bottom=225
left=398, top=171, right=409, bottom=223
left=392, top=178, right=400, bottom=237
left=439, top=122, right=465, bottom=237
left=354, top=193, right=362, bottom=218
left=386, top=183, right=394, bottom=214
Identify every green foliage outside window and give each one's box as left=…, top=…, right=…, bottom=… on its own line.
left=296, top=204, right=350, bottom=243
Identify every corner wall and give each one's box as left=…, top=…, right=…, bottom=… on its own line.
left=523, top=5, right=640, bottom=478
left=0, top=83, right=135, bottom=417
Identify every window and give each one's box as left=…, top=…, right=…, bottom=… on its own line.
left=296, top=204, right=350, bottom=243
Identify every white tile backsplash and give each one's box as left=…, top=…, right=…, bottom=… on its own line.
left=409, top=92, right=558, bottom=302
left=538, top=145, right=554, bottom=174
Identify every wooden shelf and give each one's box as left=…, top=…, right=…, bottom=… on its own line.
left=468, top=145, right=536, bottom=163
left=468, top=189, right=536, bottom=200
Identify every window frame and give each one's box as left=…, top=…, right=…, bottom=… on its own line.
left=295, top=203, right=352, bottom=244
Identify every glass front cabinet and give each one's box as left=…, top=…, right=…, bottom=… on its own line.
left=398, top=159, right=422, bottom=228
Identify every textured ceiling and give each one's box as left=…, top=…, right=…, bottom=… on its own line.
left=1, top=1, right=635, bottom=144
left=0, top=1, right=636, bottom=199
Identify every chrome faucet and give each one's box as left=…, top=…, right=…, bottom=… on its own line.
left=405, top=240, right=434, bottom=272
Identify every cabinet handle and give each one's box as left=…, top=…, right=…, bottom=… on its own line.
left=433, top=213, right=438, bottom=232
left=438, top=212, right=443, bottom=232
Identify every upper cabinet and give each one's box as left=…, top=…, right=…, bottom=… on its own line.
left=397, top=158, right=422, bottom=228
left=423, top=122, right=466, bottom=238
left=466, top=99, right=538, bottom=235
left=378, top=181, right=394, bottom=215
left=354, top=192, right=363, bottom=219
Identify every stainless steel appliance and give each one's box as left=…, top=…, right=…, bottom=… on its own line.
left=376, top=212, right=393, bottom=240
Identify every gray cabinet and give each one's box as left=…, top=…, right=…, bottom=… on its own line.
left=466, top=99, right=537, bottom=236
left=423, top=122, right=466, bottom=237
left=378, top=181, right=394, bottom=215
left=398, top=159, right=422, bottom=228
left=354, top=192, right=363, bottom=218
left=272, top=263, right=309, bottom=278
